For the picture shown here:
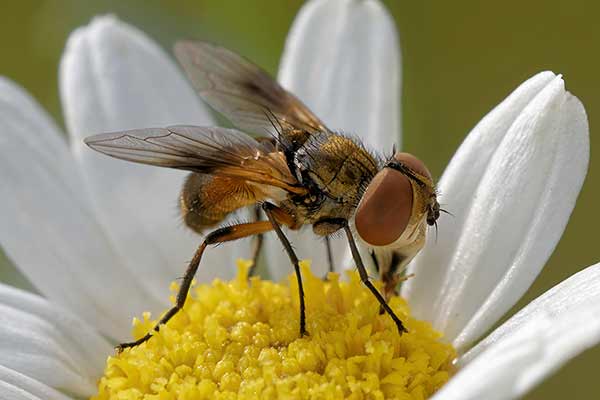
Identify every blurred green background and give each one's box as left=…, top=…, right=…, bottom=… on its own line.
left=0, top=0, right=598, bottom=398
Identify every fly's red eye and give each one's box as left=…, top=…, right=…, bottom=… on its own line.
left=355, top=164, right=413, bottom=246
left=355, top=152, right=431, bottom=246
left=393, top=152, right=432, bottom=181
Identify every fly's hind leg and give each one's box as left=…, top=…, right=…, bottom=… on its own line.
left=116, top=220, right=274, bottom=352
left=261, top=202, right=307, bottom=336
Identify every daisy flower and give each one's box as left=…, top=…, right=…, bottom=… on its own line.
left=0, top=0, right=595, bottom=399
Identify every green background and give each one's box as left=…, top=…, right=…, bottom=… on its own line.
left=0, top=1, right=598, bottom=398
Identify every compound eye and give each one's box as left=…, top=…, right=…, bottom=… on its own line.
left=393, top=152, right=432, bottom=180
left=355, top=165, right=413, bottom=246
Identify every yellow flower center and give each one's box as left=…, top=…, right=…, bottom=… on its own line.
left=92, top=261, right=455, bottom=399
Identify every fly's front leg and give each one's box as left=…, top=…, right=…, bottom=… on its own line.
left=116, top=220, right=274, bottom=352
left=343, top=222, right=407, bottom=334
left=313, top=219, right=343, bottom=277
left=261, top=202, right=307, bottom=337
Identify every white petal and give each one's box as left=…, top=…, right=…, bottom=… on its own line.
left=279, top=0, right=400, bottom=149
left=402, top=71, right=555, bottom=311
left=463, top=262, right=600, bottom=363
left=0, top=366, right=72, bottom=400
left=267, top=0, right=401, bottom=279
left=60, top=16, right=246, bottom=287
left=402, top=72, right=590, bottom=350
left=0, top=283, right=111, bottom=397
left=0, top=78, right=162, bottom=338
left=0, top=380, right=47, bottom=400
left=433, top=262, right=600, bottom=400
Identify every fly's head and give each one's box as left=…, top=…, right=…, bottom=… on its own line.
left=354, top=152, right=438, bottom=248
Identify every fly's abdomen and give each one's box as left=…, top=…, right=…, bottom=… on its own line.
left=180, top=173, right=258, bottom=233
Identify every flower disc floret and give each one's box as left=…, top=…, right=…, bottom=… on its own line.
left=93, top=261, right=456, bottom=399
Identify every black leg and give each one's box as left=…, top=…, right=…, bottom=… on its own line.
left=324, top=236, right=335, bottom=274
left=343, top=223, right=407, bottom=334
left=249, top=206, right=264, bottom=277
left=116, top=241, right=208, bottom=352
left=116, top=220, right=275, bottom=352
left=262, top=202, right=307, bottom=336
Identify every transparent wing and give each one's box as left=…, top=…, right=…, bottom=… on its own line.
left=84, top=125, right=303, bottom=192
left=174, top=40, right=327, bottom=141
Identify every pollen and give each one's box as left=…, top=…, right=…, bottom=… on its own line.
left=92, top=260, right=456, bottom=399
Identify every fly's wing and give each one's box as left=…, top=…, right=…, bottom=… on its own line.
left=174, top=41, right=327, bottom=146
left=84, top=125, right=305, bottom=195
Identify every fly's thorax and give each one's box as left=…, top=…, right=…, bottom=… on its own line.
left=293, top=131, right=379, bottom=208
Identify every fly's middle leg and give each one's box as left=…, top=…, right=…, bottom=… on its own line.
left=249, top=205, right=264, bottom=277
left=262, top=202, right=307, bottom=337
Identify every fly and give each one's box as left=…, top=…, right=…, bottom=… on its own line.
left=84, top=41, right=440, bottom=351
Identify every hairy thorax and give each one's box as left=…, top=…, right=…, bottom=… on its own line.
left=280, top=131, right=380, bottom=234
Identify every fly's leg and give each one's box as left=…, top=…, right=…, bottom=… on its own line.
left=116, top=220, right=274, bottom=352
left=116, top=241, right=207, bottom=352
left=261, top=202, right=307, bottom=336
left=248, top=205, right=263, bottom=277
left=343, top=222, right=407, bottom=334
left=324, top=236, right=335, bottom=275
left=312, top=219, right=337, bottom=278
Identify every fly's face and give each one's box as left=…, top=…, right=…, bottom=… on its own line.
left=354, top=151, right=438, bottom=299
